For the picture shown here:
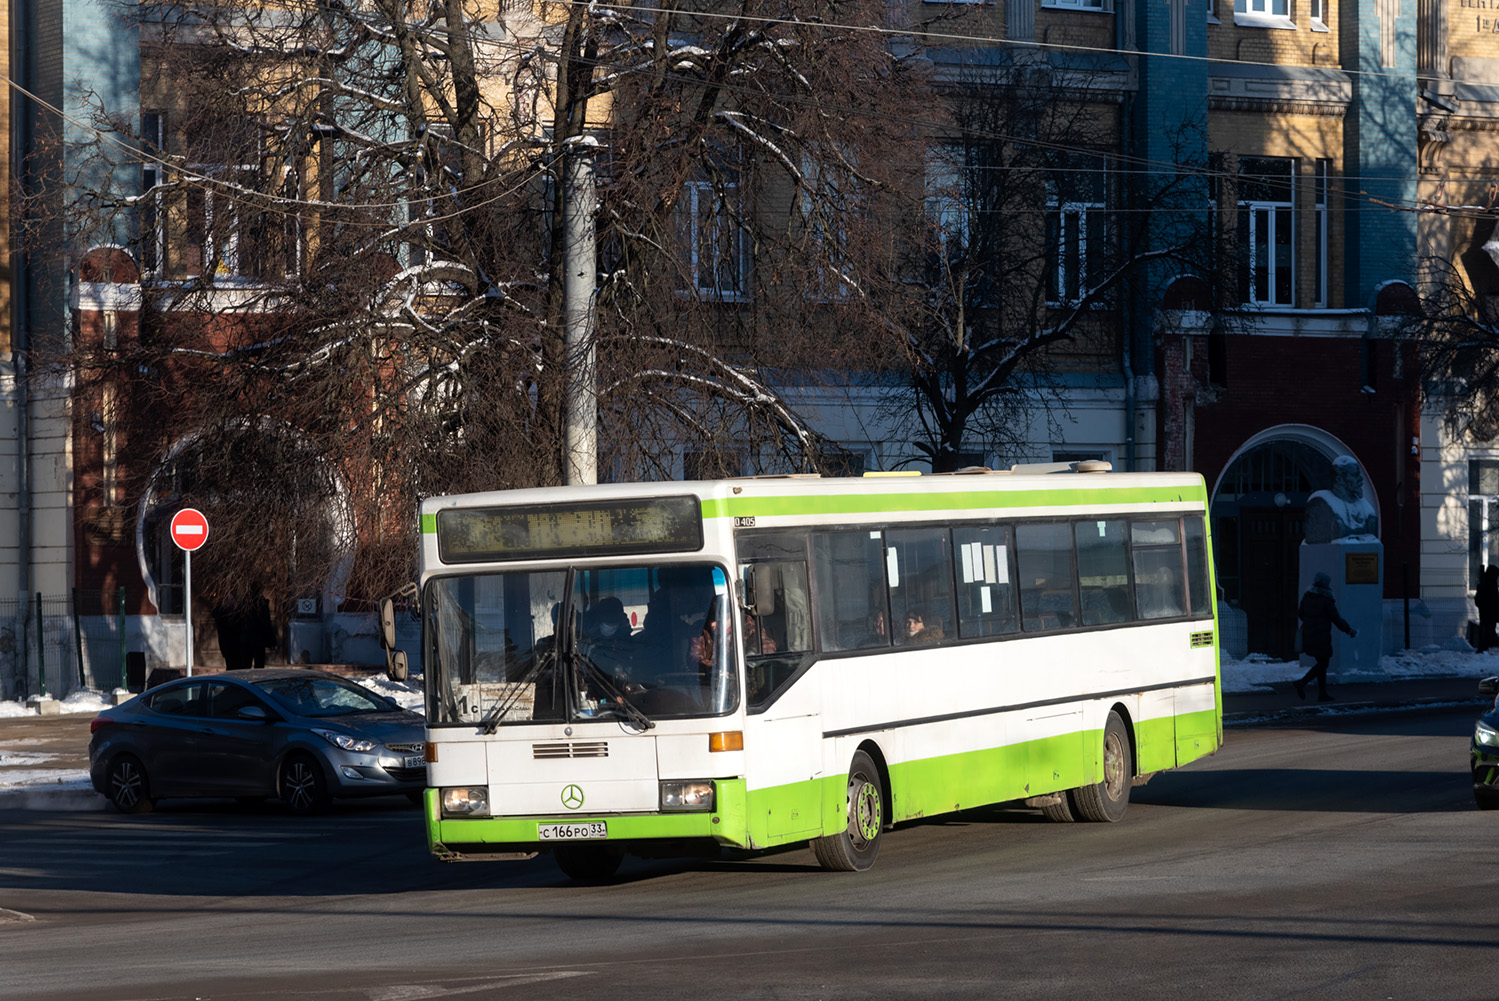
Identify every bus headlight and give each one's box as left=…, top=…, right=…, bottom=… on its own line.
left=441, top=787, right=490, bottom=816
left=1476, top=722, right=1499, bottom=748
left=660, top=781, right=715, bottom=812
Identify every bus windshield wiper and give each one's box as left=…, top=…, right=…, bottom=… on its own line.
left=479, top=648, right=554, bottom=735
left=574, top=652, right=655, bottom=730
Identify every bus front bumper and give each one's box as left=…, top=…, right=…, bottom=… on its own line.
left=425, top=779, right=749, bottom=860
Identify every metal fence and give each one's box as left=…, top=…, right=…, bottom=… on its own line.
left=0, top=590, right=128, bottom=702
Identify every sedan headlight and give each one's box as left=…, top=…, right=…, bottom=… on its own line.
left=314, top=729, right=379, bottom=753
left=660, top=780, right=715, bottom=812
left=1476, top=721, right=1499, bottom=748
left=442, top=787, right=490, bottom=817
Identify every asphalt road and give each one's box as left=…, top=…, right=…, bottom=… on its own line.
left=2, top=708, right=1494, bottom=1001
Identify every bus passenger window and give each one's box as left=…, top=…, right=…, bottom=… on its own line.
left=1075, top=520, right=1131, bottom=626
left=885, top=528, right=955, bottom=647
left=1131, top=520, right=1186, bottom=619
left=952, top=525, right=1018, bottom=638
left=1016, top=522, right=1077, bottom=632
left=1185, top=516, right=1211, bottom=616
left=812, top=531, right=891, bottom=652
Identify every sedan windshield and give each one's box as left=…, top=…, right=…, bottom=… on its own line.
left=252, top=676, right=394, bottom=717
left=426, top=563, right=736, bottom=726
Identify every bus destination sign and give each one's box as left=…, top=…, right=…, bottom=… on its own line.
left=436, top=495, right=704, bottom=563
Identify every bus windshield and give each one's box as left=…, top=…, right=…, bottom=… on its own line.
left=425, top=563, right=737, bottom=726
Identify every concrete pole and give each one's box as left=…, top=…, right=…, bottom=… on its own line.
left=561, top=140, right=599, bottom=486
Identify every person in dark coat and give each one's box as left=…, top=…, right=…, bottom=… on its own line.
left=1476, top=565, right=1499, bottom=653
left=1295, top=571, right=1357, bottom=702
left=241, top=585, right=276, bottom=669
left=212, top=595, right=251, bottom=671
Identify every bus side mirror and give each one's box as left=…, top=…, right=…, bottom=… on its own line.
left=379, top=598, right=397, bottom=650
left=746, top=564, right=779, bottom=617
left=388, top=649, right=409, bottom=683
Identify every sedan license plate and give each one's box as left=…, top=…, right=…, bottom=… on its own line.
left=403, top=755, right=425, bottom=769
left=538, top=822, right=607, bottom=841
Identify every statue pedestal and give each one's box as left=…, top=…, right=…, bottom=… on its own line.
left=1299, top=540, right=1386, bottom=681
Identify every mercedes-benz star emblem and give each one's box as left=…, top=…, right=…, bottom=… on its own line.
left=561, top=784, right=585, bottom=810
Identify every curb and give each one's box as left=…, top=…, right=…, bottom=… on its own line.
left=1225, top=695, right=1486, bottom=728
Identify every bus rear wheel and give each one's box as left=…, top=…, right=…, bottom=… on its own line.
left=812, top=750, right=883, bottom=872
left=1070, top=711, right=1132, bottom=823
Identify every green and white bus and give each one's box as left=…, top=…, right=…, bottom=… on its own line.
left=409, top=464, right=1221, bottom=878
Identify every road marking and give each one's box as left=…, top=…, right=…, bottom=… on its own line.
left=367, top=972, right=590, bottom=999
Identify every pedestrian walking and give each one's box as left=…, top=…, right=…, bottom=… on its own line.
left=1476, top=565, right=1499, bottom=653
left=1295, top=571, right=1356, bottom=702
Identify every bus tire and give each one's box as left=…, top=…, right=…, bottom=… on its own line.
left=1070, top=711, right=1131, bottom=823
left=1040, top=794, right=1076, bottom=823
left=554, top=843, right=623, bottom=882
left=811, top=750, right=883, bottom=872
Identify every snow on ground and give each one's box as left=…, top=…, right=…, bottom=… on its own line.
left=1221, top=646, right=1499, bottom=693
left=0, top=672, right=427, bottom=718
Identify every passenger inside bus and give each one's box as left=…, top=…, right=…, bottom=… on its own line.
left=899, top=611, right=945, bottom=645
left=580, top=596, right=636, bottom=681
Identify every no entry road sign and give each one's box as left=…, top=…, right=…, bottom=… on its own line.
left=170, top=508, right=210, bottom=552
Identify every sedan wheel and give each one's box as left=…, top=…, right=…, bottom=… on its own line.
left=280, top=754, right=331, bottom=815
left=107, top=755, right=154, bottom=814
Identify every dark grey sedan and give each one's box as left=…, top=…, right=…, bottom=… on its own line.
left=88, top=669, right=427, bottom=814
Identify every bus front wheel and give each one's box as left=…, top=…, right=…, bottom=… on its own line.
left=812, top=750, right=883, bottom=872
left=1070, top=711, right=1132, bottom=823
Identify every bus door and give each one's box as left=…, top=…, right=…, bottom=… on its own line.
left=738, top=539, right=823, bottom=843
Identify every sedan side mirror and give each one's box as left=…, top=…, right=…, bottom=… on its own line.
left=236, top=705, right=270, bottom=722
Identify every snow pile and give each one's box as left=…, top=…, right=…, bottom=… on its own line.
left=1220, top=647, right=1499, bottom=693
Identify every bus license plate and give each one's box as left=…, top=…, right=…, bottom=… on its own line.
left=538, top=822, right=607, bottom=841
left=403, top=755, right=425, bottom=769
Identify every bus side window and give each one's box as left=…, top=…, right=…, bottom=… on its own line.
left=1184, top=516, right=1212, bottom=617
left=1016, top=522, right=1078, bottom=632
left=1075, top=520, right=1131, bottom=626
left=885, top=527, right=955, bottom=646
left=952, top=524, right=1018, bottom=638
left=812, top=531, right=891, bottom=652
left=1131, top=520, right=1187, bottom=620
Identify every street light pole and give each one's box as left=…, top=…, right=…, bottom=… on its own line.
left=561, top=137, right=599, bottom=486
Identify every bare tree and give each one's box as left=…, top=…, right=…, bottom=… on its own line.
left=867, top=58, right=1220, bottom=471
left=51, top=0, right=928, bottom=606
left=1413, top=194, right=1499, bottom=438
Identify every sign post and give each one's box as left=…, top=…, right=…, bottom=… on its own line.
left=170, top=508, right=210, bottom=676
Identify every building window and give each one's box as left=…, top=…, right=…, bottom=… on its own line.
left=1237, top=157, right=1295, bottom=306
left=1046, top=156, right=1109, bottom=306
left=1233, top=0, right=1294, bottom=27
left=925, top=146, right=971, bottom=267
left=1471, top=461, right=1499, bottom=590
left=677, top=177, right=749, bottom=299
left=1044, top=0, right=1114, bottom=9
left=139, top=112, right=166, bottom=276
left=1314, top=159, right=1330, bottom=307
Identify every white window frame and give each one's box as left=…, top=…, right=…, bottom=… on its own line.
left=140, top=112, right=167, bottom=277
left=679, top=179, right=749, bottom=301
left=924, top=148, right=971, bottom=263
left=1238, top=202, right=1294, bottom=306
left=801, top=152, right=856, bottom=303
left=1043, top=0, right=1114, bottom=10
left=1046, top=199, right=1108, bottom=307
left=1313, top=159, right=1329, bottom=307
left=1233, top=0, right=1296, bottom=28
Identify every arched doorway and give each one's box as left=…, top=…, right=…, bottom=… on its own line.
left=1211, top=426, right=1379, bottom=659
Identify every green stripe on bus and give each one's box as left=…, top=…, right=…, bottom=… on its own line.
left=700, top=486, right=1207, bottom=521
